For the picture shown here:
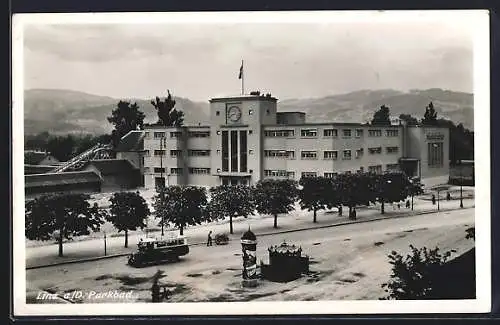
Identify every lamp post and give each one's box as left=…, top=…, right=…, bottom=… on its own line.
left=409, top=179, right=414, bottom=211
left=103, top=231, right=107, bottom=256
left=459, top=160, right=464, bottom=208
left=437, top=189, right=440, bottom=211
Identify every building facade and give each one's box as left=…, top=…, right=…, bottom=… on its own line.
left=142, top=93, right=450, bottom=189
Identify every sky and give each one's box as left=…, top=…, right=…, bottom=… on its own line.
left=22, top=14, right=475, bottom=102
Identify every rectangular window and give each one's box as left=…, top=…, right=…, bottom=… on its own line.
left=222, top=131, right=229, bottom=172
left=343, top=150, right=352, bottom=160
left=355, top=148, right=364, bottom=159
left=230, top=130, right=238, bottom=172
left=301, top=129, right=317, bottom=137
left=170, top=131, right=182, bottom=138
left=240, top=130, right=247, bottom=172
left=188, top=131, right=210, bottom=138
left=188, top=167, right=211, bottom=174
left=170, top=150, right=182, bottom=157
left=301, top=151, right=317, bottom=159
left=323, top=151, right=338, bottom=160
left=144, top=150, right=150, bottom=157
left=144, top=132, right=150, bottom=139
left=143, top=167, right=150, bottom=173
left=286, top=171, right=295, bottom=179
left=342, top=129, right=352, bottom=138
left=170, top=168, right=183, bottom=175
left=301, top=172, right=317, bottom=178
left=386, top=146, right=399, bottom=154
left=368, top=129, right=383, bottom=137
left=368, top=165, right=383, bottom=174
left=154, top=150, right=165, bottom=156
left=188, top=150, right=210, bottom=157
left=356, top=129, right=364, bottom=138
left=264, top=170, right=288, bottom=177
left=154, top=167, right=166, bottom=173
left=154, top=132, right=165, bottom=138
left=368, top=147, right=382, bottom=154
left=264, top=130, right=295, bottom=137
left=324, top=172, right=337, bottom=178
left=386, top=129, right=399, bottom=137
left=386, top=164, right=399, bottom=171
left=428, top=142, right=444, bottom=167
left=323, top=129, right=338, bottom=137
left=264, top=150, right=295, bottom=159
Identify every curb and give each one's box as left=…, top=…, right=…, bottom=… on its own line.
left=26, top=205, right=474, bottom=270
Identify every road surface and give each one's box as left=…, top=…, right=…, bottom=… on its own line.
left=26, top=208, right=475, bottom=303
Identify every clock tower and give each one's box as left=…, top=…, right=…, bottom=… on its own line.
left=209, top=93, right=278, bottom=186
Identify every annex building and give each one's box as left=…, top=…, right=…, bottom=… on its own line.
left=141, top=92, right=450, bottom=189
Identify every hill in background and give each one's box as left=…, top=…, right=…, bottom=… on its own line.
left=23, top=88, right=473, bottom=136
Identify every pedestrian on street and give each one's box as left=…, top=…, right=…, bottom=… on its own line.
left=406, top=200, right=410, bottom=209
left=431, top=194, right=436, bottom=205
left=207, top=230, right=213, bottom=246
left=446, top=192, right=451, bottom=201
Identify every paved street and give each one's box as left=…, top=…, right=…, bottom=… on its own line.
left=25, top=196, right=474, bottom=268
left=26, top=207, right=475, bottom=303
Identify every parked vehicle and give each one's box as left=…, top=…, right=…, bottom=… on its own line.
left=127, top=235, right=189, bottom=267
left=214, top=233, right=229, bottom=245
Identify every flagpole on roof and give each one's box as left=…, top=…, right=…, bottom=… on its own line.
left=239, top=60, right=244, bottom=95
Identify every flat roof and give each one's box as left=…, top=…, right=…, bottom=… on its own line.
left=209, top=95, right=277, bottom=103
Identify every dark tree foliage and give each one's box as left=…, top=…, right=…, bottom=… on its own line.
left=107, top=100, right=145, bottom=148
left=371, top=172, right=412, bottom=214
left=107, top=191, right=151, bottom=248
left=153, top=186, right=207, bottom=235
left=253, top=179, right=298, bottom=228
left=151, top=90, right=185, bottom=127
left=299, top=176, right=336, bottom=223
left=381, top=245, right=452, bottom=299
left=208, top=185, right=255, bottom=234
left=46, top=134, right=76, bottom=162
left=422, top=101, right=438, bottom=125
left=25, top=194, right=105, bottom=257
left=399, top=114, right=419, bottom=126
left=371, top=105, right=392, bottom=126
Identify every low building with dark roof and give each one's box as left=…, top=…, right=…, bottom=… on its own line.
left=83, top=159, right=141, bottom=192
left=25, top=171, right=101, bottom=198
left=115, top=130, right=146, bottom=186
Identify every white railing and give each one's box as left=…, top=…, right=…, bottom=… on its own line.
left=51, top=144, right=113, bottom=173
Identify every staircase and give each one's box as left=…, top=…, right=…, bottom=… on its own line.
left=51, top=143, right=113, bottom=173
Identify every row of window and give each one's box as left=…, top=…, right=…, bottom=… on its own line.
left=264, top=128, right=399, bottom=138
left=147, top=147, right=399, bottom=159
left=264, top=164, right=401, bottom=179
left=149, top=149, right=211, bottom=157
left=148, top=167, right=211, bottom=175
left=147, top=128, right=400, bottom=140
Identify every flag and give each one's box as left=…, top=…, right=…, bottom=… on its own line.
left=238, top=62, right=243, bottom=79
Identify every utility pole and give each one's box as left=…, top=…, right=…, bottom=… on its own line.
left=459, top=160, right=464, bottom=208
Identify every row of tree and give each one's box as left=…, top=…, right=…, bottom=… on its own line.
left=24, top=91, right=185, bottom=161
left=371, top=102, right=474, bottom=164
left=26, top=172, right=422, bottom=257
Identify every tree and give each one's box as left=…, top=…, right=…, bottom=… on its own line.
left=107, top=191, right=151, bottom=248
left=153, top=186, right=207, bottom=235
left=151, top=90, right=185, bottom=127
left=46, top=134, right=76, bottom=161
left=381, top=245, right=452, bottom=299
left=336, top=173, right=373, bottom=220
left=371, top=105, right=391, bottom=126
left=253, top=179, right=298, bottom=228
left=208, top=185, right=255, bottom=234
left=422, top=101, right=438, bottom=125
left=107, top=100, right=145, bottom=148
left=299, top=176, right=335, bottom=223
left=371, top=172, right=412, bottom=214
left=25, top=194, right=105, bottom=257
left=399, top=114, right=419, bottom=126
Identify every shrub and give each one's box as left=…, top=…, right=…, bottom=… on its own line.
left=381, top=245, right=452, bottom=299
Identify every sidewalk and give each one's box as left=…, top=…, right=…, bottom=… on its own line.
left=25, top=197, right=475, bottom=269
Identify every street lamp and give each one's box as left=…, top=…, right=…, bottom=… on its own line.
left=409, top=179, right=414, bottom=211
left=103, top=231, right=107, bottom=256
left=459, top=160, right=464, bottom=208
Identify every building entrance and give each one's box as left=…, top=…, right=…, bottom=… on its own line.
left=220, top=177, right=249, bottom=186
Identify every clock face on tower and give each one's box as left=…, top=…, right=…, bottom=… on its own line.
left=227, top=105, right=242, bottom=122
